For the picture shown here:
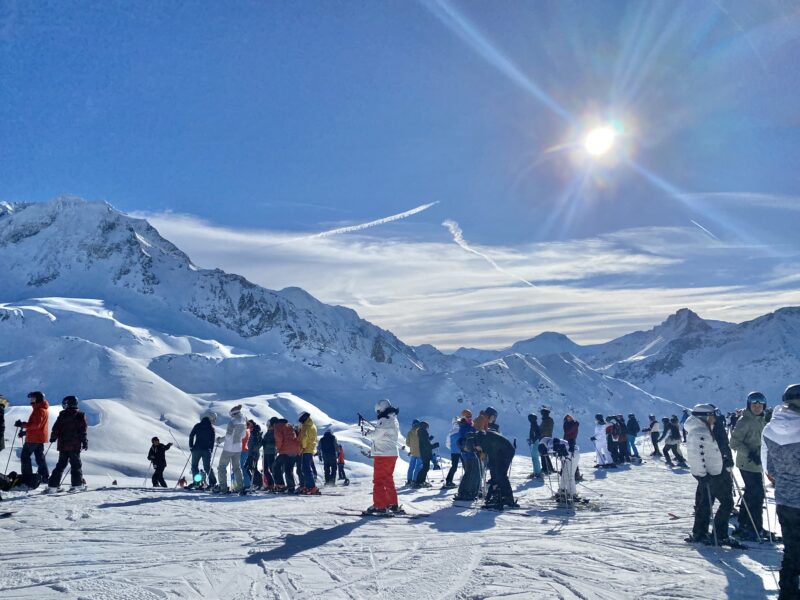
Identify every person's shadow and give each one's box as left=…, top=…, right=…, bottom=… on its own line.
left=245, top=519, right=366, bottom=563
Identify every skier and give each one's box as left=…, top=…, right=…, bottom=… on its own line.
left=215, top=405, right=246, bottom=494
left=445, top=412, right=469, bottom=488
left=0, top=395, right=6, bottom=454
left=591, top=414, right=614, bottom=468
left=15, top=391, right=50, bottom=485
left=485, top=406, right=499, bottom=432
left=298, top=412, right=319, bottom=495
left=626, top=413, right=641, bottom=459
left=261, top=417, right=278, bottom=489
left=563, top=415, right=582, bottom=481
left=188, top=411, right=217, bottom=489
left=147, top=437, right=172, bottom=487
left=319, top=430, right=338, bottom=485
left=660, top=417, right=687, bottom=467
left=526, top=413, right=542, bottom=478
left=684, top=404, right=737, bottom=546
left=614, top=415, right=630, bottom=463
left=273, top=418, right=300, bottom=493
left=363, top=399, right=401, bottom=515
left=454, top=417, right=480, bottom=501
left=45, top=396, right=88, bottom=492
left=474, top=429, right=518, bottom=510
left=539, top=406, right=555, bottom=474
left=642, top=415, right=661, bottom=456
left=762, top=383, right=800, bottom=599
left=336, top=444, right=349, bottom=485
left=414, top=421, right=439, bottom=488
left=730, top=391, right=767, bottom=541
left=540, top=436, right=579, bottom=504
left=240, top=420, right=252, bottom=489
left=405, top=420, right=421, bottom=486
left=244, top=420, right=263, bottom=490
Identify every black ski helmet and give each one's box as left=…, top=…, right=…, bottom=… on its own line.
left=298, top=412, right=310, bottom=423
left=27, top=391, right=45, bottom=403
left=594, top=413, right=604, bottom=422
left=783, top=383, right=800, bottom=410
left=62, top=395, right=79, bottom=409
left=746, top=391, right=766, bottom=411
left=484, top=406, right=498, bottom=418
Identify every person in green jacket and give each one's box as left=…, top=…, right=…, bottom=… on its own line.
left=730, top=391, right=767, bottom=540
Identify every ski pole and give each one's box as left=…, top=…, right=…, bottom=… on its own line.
left=44, top=440, right=54, bottom=458
left=60, top=466, right=71, bottom=488
left=4, top=427, right=19, bottom=473
left=762, top=475, right=776, bottom=543
left=175, top=453, right=191, bottom=489
left=168, top=429, right=188, bottom=458
left=731, top=474, right=761, bottom=543
left=143, top=463, right=152, bottom=487
left=576, top=479, right=604, bottom=498
left=706, top=482, right=719, bottom=547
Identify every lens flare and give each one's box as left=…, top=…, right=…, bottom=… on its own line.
left=584, top=127, right=616, bottom=156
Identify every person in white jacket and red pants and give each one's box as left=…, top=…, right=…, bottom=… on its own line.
left=364, top=399, right=401, bottom=515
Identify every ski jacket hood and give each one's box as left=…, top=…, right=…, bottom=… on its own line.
left=189, top=418, right=215, bottom=451
left=366, top=413, right=400, bottom=457
left=762, top=405, right=800, bottom=509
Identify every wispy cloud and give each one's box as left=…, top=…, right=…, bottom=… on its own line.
left=442, top=219, right=536, bottom=287
left=680, top=192, right=800, bottom=212
left=142, top=212, right=800, bottom=350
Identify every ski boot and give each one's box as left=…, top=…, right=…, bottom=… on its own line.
left=387, top=504, right=406, bottom=515
left=68, top=485, right=87, bottom=493
left=42, top=486, right=61, bottom=494
left=363, top=506, right=390, bottom=517
left=684, top=532, right=712, bottom=544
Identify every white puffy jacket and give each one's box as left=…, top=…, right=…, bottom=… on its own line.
left=684, top=416, right=723, bottom=477
left=223, top=412, right=247, bottom=453
left=365, top=414, right=400, bottom=457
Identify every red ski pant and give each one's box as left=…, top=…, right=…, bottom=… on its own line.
left=372, top=456, right=398, bottom=509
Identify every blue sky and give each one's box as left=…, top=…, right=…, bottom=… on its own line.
left=2, top=1, right=800, bottom=348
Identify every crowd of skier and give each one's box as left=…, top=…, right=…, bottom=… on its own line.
left=0, top=385, right=798, bottom=599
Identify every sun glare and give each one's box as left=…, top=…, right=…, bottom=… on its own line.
left=584, top=126, right=616, bottom=156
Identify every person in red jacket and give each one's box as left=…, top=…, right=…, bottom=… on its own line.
left=46, top=396, right=88, bottom=492
left=273, top=419, right=301, bottom=493
left=15, top=391, right=50, bottom=483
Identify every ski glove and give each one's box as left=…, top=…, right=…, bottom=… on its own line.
left=590, top=437, right=596, bottom=442
left=18, top=430, right=25, bottom=438
left=14, top=420, right=22, bottom=428
left=82, top=440, right=88, bottom=451
left=723, top=456, right=734, bottom=469
left=748, top=450, right=760, bottom=465
left=49, top=436, right=56, bottom=444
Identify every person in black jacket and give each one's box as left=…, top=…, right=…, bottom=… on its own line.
left=244, top=420, right=263, bottom=490
left=626, top=413, right=641, bottom=459
left=475, top=430, right=518, bottom=509
left=189, top=412, right=217, bottom=488
left=46, top=396, right=88, bottom=491
left=526, top=414, right=542, bottom=478
left=319, top=430, right=338, bottom=485
left=148, top=437, right=172, bottom=487
left=413, top=422, right=439, bottom=488
left=0, top=395, right=7, bottom=454
left=262, top=417, right=278, bottom=489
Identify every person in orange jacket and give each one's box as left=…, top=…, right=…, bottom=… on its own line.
left=15, top=391, right=50, bottom=482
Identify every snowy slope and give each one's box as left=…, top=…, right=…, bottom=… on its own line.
left=0, top=448, right=783, bottom=599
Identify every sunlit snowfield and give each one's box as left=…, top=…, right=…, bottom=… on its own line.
left=0, top=449, right=782, bottom=599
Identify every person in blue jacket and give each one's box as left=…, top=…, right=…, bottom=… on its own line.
left=453, top=418, right=481, bottom=501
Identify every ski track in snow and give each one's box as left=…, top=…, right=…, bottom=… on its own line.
left=0, top=449, right=783, bottom=599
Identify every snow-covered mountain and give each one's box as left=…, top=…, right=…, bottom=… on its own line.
left=453, top=331, right=582, bottom=363
left=0, top=198, right=685, bottom=472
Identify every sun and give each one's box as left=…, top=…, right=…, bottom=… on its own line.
left=584, top=126, right=616, bottom=156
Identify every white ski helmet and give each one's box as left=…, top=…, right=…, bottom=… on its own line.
left=375, top=399, right=394, bottom=413
left=690, top=403, right=715, bottom=418
left=229, top=405, right=242, bottom=416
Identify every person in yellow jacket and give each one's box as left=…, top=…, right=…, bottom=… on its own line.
left=298, top=412, right=319, bottom=495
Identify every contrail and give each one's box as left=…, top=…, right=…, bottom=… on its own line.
left=309, top=201, right=439, bottom=239
left=690, top=219, right=719, bottom=241
left=442, top=219, right=536, bottom=287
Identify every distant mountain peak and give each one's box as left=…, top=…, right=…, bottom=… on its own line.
left=659, top=308, right=711, bottom=337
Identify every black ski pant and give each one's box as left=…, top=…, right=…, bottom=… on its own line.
left=48, top=451, right=82, bottom=488
left=739, top=469, right=764, bottom=534
left=692, top=472, right=733, bottom=541
left=608, top=441, right=621, bottom=464
left=191, top=448, right=216, bottom=486
left=274, top=454, right=296, bottom=489
left=21, top=442, right=49, bottom=481
left=445, top=453, right=461, bottom=485
left=487, top=451, right=514, bottom=506
left=457, top=455, right=480, bottom=499
left=650, top=432, right=661, bottom=455
left=619, top=439, right=631, bottom=462
left=322, top=454, right=337, bottom=483
left=152, top=465, right=167, bottom=487
left=263, top=453, right=276, bottom=487
left=664, top=444, right=683, bottom=464
left=541, top=453, right=555, bottom=474
left=337, top=464, right=347, bottom=480
left=415, top=455, right=431, bottom=485
left=777, top=504, right=800, bottom=600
